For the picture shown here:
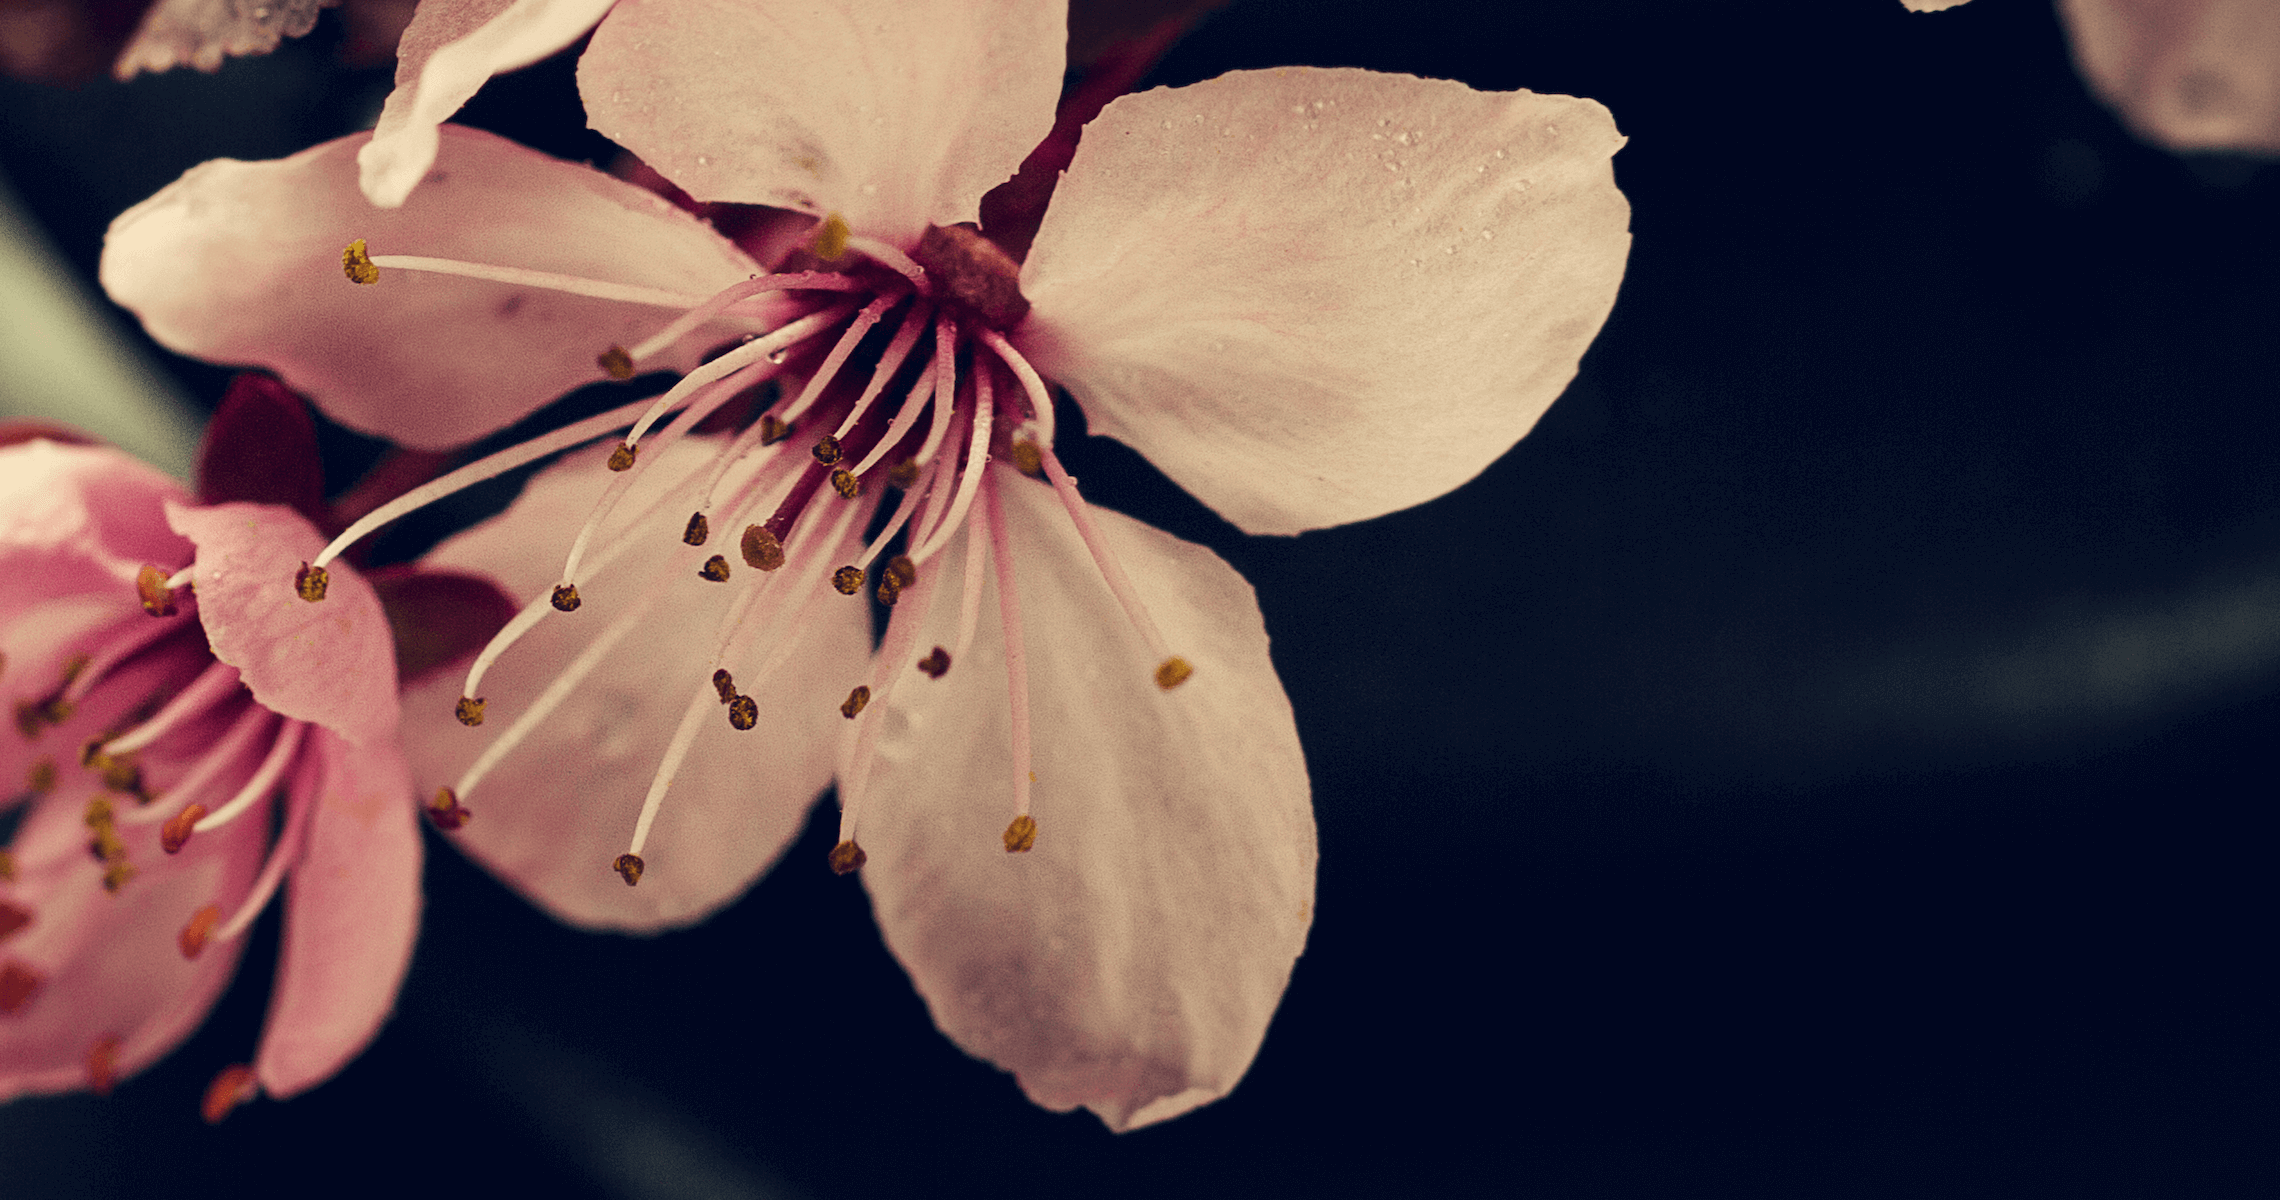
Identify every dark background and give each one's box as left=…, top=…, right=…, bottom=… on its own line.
left=4, top=0, right=2276, bottom=1195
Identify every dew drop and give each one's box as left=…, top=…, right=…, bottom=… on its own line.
left=766, top=348, right=787, bottom=364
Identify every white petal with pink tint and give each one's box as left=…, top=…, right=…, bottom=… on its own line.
left=256, top=730, right=421, bottom=1098
left=168, top=502, right=399, bottom=745
left=854, top=476, right=1314, bottom=1131
left=102, top=126, right=762, bottom=452
left=2060, top=0, right=2280, bottom=155
left=1017, top=68, right=1632, bottom=536
left=359, top=0, right=620, bottom=207
left=401, top=437, right=871, bottom=931
left=579, top=0, right=1064, bottom=247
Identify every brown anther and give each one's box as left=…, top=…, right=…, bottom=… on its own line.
left=887, top=459, right=921, bottom=489
left=27, top=757, right=56, bottom=795
left=759, top=415, right=793, bottom=445
left=607, top=442, right=639, bottom=471
left=341, top=239, right=379, bottom=285
left=161, top=804, right=207, bottom=855
left=809, top=212, right=852, bottom=261
left=740, top=525, right=785, bottom=571
left=1002, top=814, right=1038, bottom=854
left=613, top=853, right=645, bottom=886
left=426, top=787, right=471, bottom=831
left=875, top=577, right=902, bottom=606
left=136, top=564, right=178, bottom=617
left=201, top=1064, right=259, bottom=1124
left=916, top=647, right=951, bottom=678
left=727, top=694, right=758, bottom=731
left=1155, top=656, right=1195, bottom=690
left=597, top=345, right=635, bottom=380
left=0, top=900, right=29, bottom=942
left=830, top=468, right=861, bottom=498
left=455, top=697, right=486, bottom=727
left=551, top=584, right=582, bottom=612
left=827, top=839, right=867, bottom=875
left=86, top=1035, right=120, bottom=1096
left=178, top=903, right=221, bottom=960
left=811, top=434, right=843, bottom=465
left=102, top=860, right=135, bottom=892
left=698, top=554, right=733, bottom=582
left=832, top=566, right=865, bottom=596
left=712, top=668, right=736, bottom=704
left=884, top=555, right=917, bottom=588
left=683, top=512, right=711, bottom=546
left=0, top=960, right=45, bottom=1014
left=839, top=685, right=871, bottom=719
left=1010, top=439, right=1044, bottom=478
left=0, top=850, right=14, bottom=882
left=294, top=562, right=330, bottom=602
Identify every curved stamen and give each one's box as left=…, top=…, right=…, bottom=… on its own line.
left=622, top=301, right=854, bottom=449
left=908, top=362, right=995, bottom=565
left=60, top=610, right=194, bottom=706
left=948, top=486, right=992, bottom=669
left=777, top=291, right=904, bottom=425
left=850, top=455, right=939, bottom=573
left=364, top=253, right=709, bottom=309
left=190, top=719, right=307, bottom=835
left=835, top=552, right=946, bottom=846
left=976, top=327, right=1056, bottom=449
left=120, top=706, right=274, bottom=827
left=559, top=367, right=767, bottom=592
left=909, top=346, right=963, bottom=470
left=100, top=661, right=241, bottom=756
left=1032, top=441, right=1177, bottom=669
left=208, top=765, right=318, bottom=945
left=163, top=566, right=196, bottom=592
left=842, top=235, right=928, bottom=290
left=623, top=271, right=870, bottom=365
left=844, top=368, right=934, bottom=480
left=825, top=301, right=933, bottom=440
left=311, top=395, right=665, bottom=572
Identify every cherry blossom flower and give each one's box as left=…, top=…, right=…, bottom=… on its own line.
left=0, top=427, right=418, bottom=1114
left=99, top=0, right=1630, bottom=1128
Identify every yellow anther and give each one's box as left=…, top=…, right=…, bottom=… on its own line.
left=613, top=853, right=645, bottom=886
left=760, top=415, right=794, bottom=446
left=887, top=460, right=921, bottom=488
left=712, top=668, right=736, bottom=704
left=341, top=239, right=379, bottom=285
left=809, top=213, right=851, bottom=262
left=1010, top=439, right=1043, bottom=478
left=741, top=526, right=785, bottom=571
left=607, top=442, right=638, bottom=472
left=830, top=468, right=861, bottom=498
left=683, top=512, right=711, bottom=546
left=294, top=562, right=329, bottom=602
left=728, top=694, right=758, bottom=731
left=597, top=345, right=635, bottom=380
left=455, top=697, right=486, bottom=727
left=832, top=566, right=865, bottom=595
left=839, top=685, right=871, bottom=718
left=827, top=838, right=867, bottom=875
left=136, top=564, right=177, bottom=616
left=698, top=554, right=732, bottom=582
left=884, top=555, right=917, bottom=588
left=1002, top=814, right=1037, bottom=854
left=812, top=435, right=843, bottom=466
left=26, top=757, right=55, bottom=795
left=550, top=584, right=581, bottom=612
left=0, top=850, right=14, bottom=881
left=1155, top=656, right=1194, bottom=690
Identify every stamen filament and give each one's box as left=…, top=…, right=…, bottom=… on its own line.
left=909, top=363, right=995, bottom=565
left=827, top=301, right=933, bottom=440
left=365, top=254, right=709, bottom=309
left=559, top=369, right=761, bottom=589
left=624, top=272, right=869, bottom=363
left=312, top=395, right=664, bottom=571
left=949, top=486, right=992, bottom=668
left=1033, top=442, right=1174, bottom=664
left=623, top=302, right=853, bottom=448
left=842, top=236, right=928, bottom=290
left=163, top=567, right=195, bottom=592
left=210, top=772, right=316, bottom=944
left=983, top=468, right=1034, bottom=821
left=835, top=555, right=945, bottom=845
left=120, top=706, right=274, bottom=826
left=910, top=348, right=963, bottom=469
left=777, top=291, right=903, bottom=424
left=190, top=720, right=306, bottom=835
left=976, top=327, right=1056, bottom=448
left=101, top=661, right=241, bottom=756
left=61, top=611, right=193, bottom=706
left=851, top=457, right=937, bottom=572
left=844, top=369, right=934, bottom=478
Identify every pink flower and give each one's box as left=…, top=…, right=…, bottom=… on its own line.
left=0, top=431, right=419, bottom=1113
left=100, top=0, right=1629, bottom=1127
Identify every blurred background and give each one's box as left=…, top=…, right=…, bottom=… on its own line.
left=3, top=0, right=2275, bottom=1195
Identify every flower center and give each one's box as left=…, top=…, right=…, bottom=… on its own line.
left=315, top=215, right=1193, bottom=888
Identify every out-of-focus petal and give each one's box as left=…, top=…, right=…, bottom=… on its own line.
left=1899, top=0, right=1972, bottom=12
left=0, top=783, right=262, bottom=1100
left=854, top=475, right=1314, bottom=1131
left=167, top=502, right=399, bottom=744
left=1017, top=68, right=1632, bottom=536
left=2059, top=0, right=2280, bottom=155
left=256, top=729, right=420, bottom=1098
left=0, top=440, right=190, bottom=609
left=101, top=126, right=762, bottom=452
left=358, top=0, right=618, bottom=207
left=113, top=0, right=330, bottom=81
left=401, top=436, right=871, bottom=931
left=579, top=0, right=1063, bottom=247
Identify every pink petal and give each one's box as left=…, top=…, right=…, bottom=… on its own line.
left=101, top=126, right=763, bottom=452
left=358, top=0, right=620, bottom=207
left=1899, top=0, right=1973, bottom=11
left=256, top=729, right=421, bottom=1098
left=0, top=783, right=263, bottom=1100
left=0, top=440, right=192, bottom=602
left=401, top=437, right=871, bottom=931
left=1015, top=68, right=1632, bottom=536
left=2058, top=0, right=2280, bottom=155
left=113, top=0, right=329, bottom=81
left=578, top=0, right=1065, bottom=247
left=166, top=502, right=400, bottom=744
left=853, top=476, right=1315, bottom=1131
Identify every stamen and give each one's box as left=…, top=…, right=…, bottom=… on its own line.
left=311, top=395, right=668, bottom=574
left=120, top=706, right=275, bottom=827
left=294, top=562, right=329, bottom=602
left=60, top=610, right=191, bottom=706
left=163, top=566, right=196, bottom=592
left=613, top=853, right=644, bottom=886
left=358, top=247, right=710, bottom=309
left=160, top=804, right=206, bottom=854
left=550, top=584, right=581, bottom=612
left=975, top=327, right=1056, bottom=448
left=100, top=660, right=240, bottom=756
left=908, top=322, right=964, bottom=469
left=712, top=669, right=736, bottom=703
left=809, top=214, right=852, bottom=262
left=908, top=363, right=995, bottom=565
left=607, top=443, right=638, bottom=472
left=842, top=354, right=941, bottom=479
left=829, top=469, right=861, bottom=499
left=189, top=720, right=307, bottom=836
left=209, top=773, right=317, bottom=944
left=597, top=345, right=635, bottom=380
left=455, top=697, right=486, bottom=726
left=828, top=840, right=867, bottom=874
left=427, top=787, right=472, bottom=830
left=983, top=469, right=1035, bottom=827
left=825, top=302, right=933, bottom=440
left=178, top=904, right=220, bottom=959
left=917, top=647, right=951, bottom=678
left=842, top=235, right=928, bottom=290
left=86, top=1036, right=120, bottom=1096
left=622, top=303, right=853, bottom=449
left=623, top=271, right=868, bottom=364
left=850, top=460, right=937, bottom=574
left=813, top=436, right=843, bottom=465
left=839, top=686, right=871, bottom=718
left=833, top=554, right=946, bottom=848
left=741, top=525, right=786, bottom=571
left=1033, top=442, right=1187, bottom=686
left=778, top=290, right=905, bottom=424
left=683, top=512, right=710, bottom=545
left=948, top=482, right=992, bottom=668
left=341, top=239, right=379, bottom=285
left=136, top=564, right=178, bottom=616
left=832, top=566, right=865, bottom=595
left=201, top=1065, right=259, bottom=1124
left=1003, top=814, right=1037, bottom=854
left=727, top=694, right=757, bottom=730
